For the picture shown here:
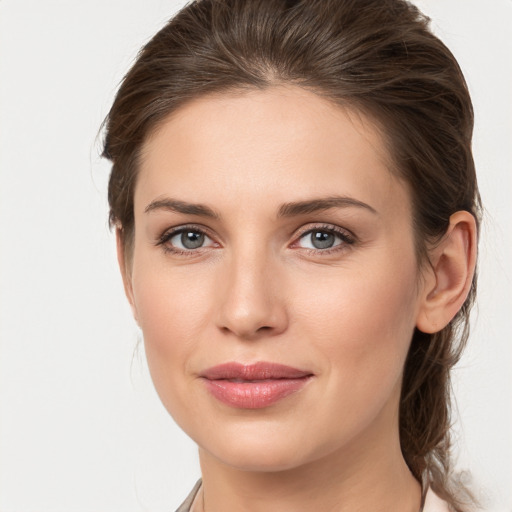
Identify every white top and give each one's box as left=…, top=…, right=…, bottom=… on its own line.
left=423, top=487, right=451, bottom=512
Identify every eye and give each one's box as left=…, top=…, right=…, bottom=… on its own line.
left=171, top=230, right=207, bottom=250
left=295, top=226, right=354, bottom=251
left=158, top=226, right=217, bottom=253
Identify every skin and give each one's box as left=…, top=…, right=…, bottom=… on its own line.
left=118, top=86, right=477, bottom=512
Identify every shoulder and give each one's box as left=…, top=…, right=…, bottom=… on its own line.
left=423, top=487, right=451, bottom=512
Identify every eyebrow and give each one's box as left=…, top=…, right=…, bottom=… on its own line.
left=144, top=198, right=219, bottom=218
left=144, top=195, right=377, bottom=219
left=278, top=196, right=378, bottom=217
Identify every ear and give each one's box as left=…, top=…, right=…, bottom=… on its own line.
left=116, top=228, right=139, bottom=325
left=416, top=211, right=477, bottom=334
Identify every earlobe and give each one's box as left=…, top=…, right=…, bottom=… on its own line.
left=116, top=228, right=139, bottom=324
left=416, top=211, right=477, bottom=334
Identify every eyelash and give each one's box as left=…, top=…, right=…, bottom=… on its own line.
left=156, top=223, right=356, bottom=256
left=156, top=224, right=217, bottom=256
left=293, top=224, right=356, bottom=255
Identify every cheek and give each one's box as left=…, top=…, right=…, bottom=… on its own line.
left=290, top=259, right=420, bottom=413
left=132, top=245, right=215, bottom=336
left=130, top=260, right=215, bottom=407
left=304, top=268, right=418, bottom=358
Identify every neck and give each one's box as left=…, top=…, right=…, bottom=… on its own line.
left=196, top=414, right=421, bottom=512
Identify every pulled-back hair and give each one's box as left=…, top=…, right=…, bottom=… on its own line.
left=102, top=1, right=481, bottom=508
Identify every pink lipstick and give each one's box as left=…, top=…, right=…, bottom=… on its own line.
left=200, top=362, right=313, bottom=409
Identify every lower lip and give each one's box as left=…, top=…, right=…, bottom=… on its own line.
left=203, top=377, right=312, bottom=409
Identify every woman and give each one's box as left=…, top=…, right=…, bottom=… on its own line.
left=101, top=0, right=480, bottom=510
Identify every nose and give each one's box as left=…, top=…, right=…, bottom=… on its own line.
left=215, top=248, right=288, bottom=340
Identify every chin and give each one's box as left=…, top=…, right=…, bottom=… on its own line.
left=193, top=420, right=325, bottom=473
left=205, top=442, right=311, bottom=473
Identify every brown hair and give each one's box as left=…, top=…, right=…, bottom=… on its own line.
left=102, top=0, right=481, bottom=508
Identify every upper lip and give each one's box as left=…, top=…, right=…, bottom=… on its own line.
left=200, top=362, right=312, bottom=380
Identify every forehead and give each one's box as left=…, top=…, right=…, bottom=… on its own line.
left=136, top=86, right=410, bottom=220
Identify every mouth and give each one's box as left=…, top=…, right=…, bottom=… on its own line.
left=200, top=362, right=314, bottom=409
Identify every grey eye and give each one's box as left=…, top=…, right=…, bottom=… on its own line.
left=310, top=231, right=336, bottom=249
left=170, top=230, right=208, bottom=250
left=183, top=231, right=205, bottom=249
left=297, top=229, right=345, bottom=250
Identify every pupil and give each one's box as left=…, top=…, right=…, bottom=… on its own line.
left=312, top=231, right=334, bottom=249
left=181, top=231, right=204, bottom=249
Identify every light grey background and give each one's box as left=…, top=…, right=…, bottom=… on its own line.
left=0, top=1, right=510, bottom=511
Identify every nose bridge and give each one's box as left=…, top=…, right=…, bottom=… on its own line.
left=216, top=240, right=287, bottom=339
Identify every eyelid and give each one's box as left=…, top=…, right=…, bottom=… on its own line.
left=294, top=222, right=355, bottom=239
left=154, top=222, right=355, bottom=255
left=290, top=223, right=356, bottom=251
left=156, top=223, right=220, bottom=254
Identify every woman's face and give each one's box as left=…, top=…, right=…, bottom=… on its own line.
left=124, top=86, right=429, bottom=471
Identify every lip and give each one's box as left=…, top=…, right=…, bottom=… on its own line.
left=200, top=362, right=313, bottom=409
